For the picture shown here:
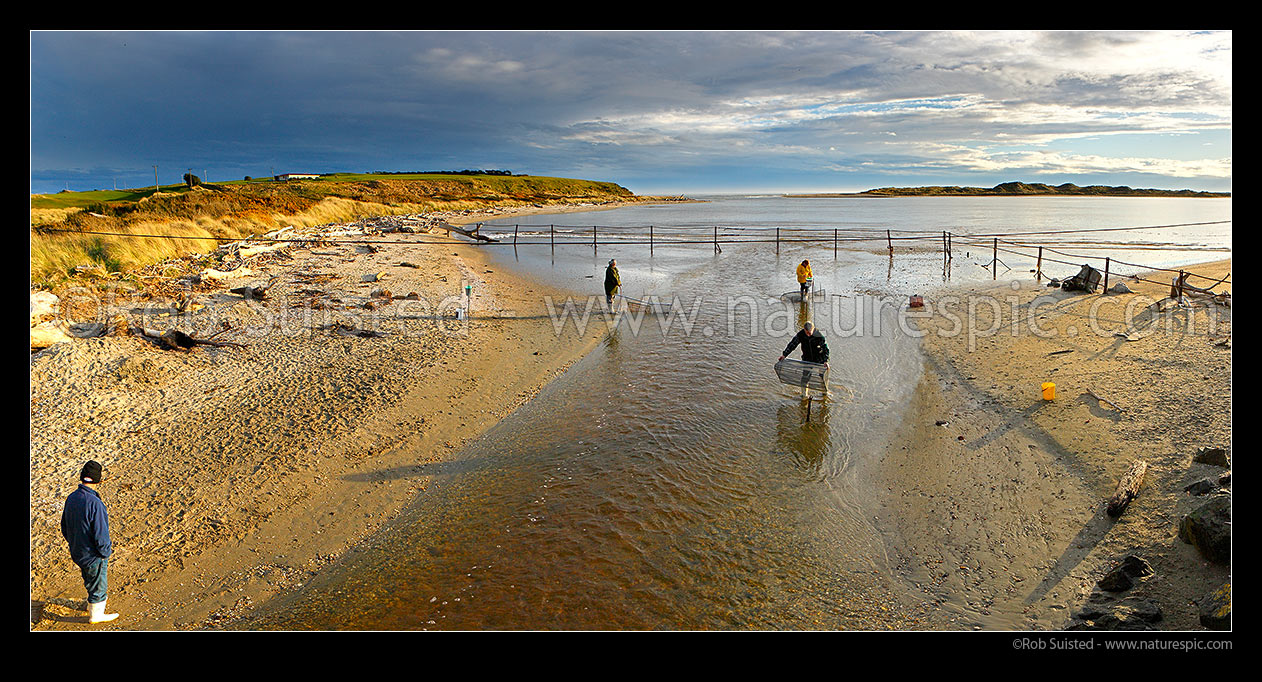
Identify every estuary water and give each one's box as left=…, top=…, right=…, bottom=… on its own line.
left=244, top=195, right=1230, bottom=630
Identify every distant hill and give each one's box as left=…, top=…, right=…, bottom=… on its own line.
left=863, top=182, right=1229, bottom=198
left=787, top=182, right=1230, bottom=198
left=30, top=172, right=673, bottom=285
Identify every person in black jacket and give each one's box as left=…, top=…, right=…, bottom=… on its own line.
left=604, top=259, right=621, bottom=306
left=779, top=321, right=830, bottom=367
left=60, top=460, right=119, bottom=624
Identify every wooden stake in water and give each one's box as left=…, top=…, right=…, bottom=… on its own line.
left=992, top=238, right=998, bottom=280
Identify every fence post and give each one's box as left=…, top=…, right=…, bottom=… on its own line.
left=992, top=238, right=997, bottom=280
left=1036, top=246, right=1043, bottom=282
left=1103, top=257, right=1110, bottom=293
left=513, top=224, right=519, bottom=246
left=1178, top=270, right=1185, bottom=299
left=650, top=225, right=654, bottom=256
left=593, top=226, right=597, bottom=255
left=776, top=227, right=780, bottom=254
left=834, top=228, right=838, bottom=259
left=887, top=229, right=893, bottom=255
left=713, top=226, right=718, bottom=254
left=550, top=225, right=555, bottom=254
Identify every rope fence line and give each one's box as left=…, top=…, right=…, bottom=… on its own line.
left=951, top=235, right=1230, bottom=286
left=998, top=238, right=1231, bottom=278
left=468, top=219, right=1227, bottom=236
left=34, top=218, right=1230, bottom=287
left=950, top=236, right=1227, bottom=290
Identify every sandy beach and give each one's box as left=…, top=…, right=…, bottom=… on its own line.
left=30, top=206, right=617, bottom=629
left=876, top=259, right=1231, bottom=629
left=31, top=204, right=1230, bottom=631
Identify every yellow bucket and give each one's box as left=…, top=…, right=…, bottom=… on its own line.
left=1041, top=382, right=1056, bottom=400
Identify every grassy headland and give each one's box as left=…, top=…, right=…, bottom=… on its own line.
left=31, top=173, right=675, bottom=285
left=786, top=181, right=1231, bottom=198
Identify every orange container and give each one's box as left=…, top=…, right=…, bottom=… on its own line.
left=1041, top=382, right=1056, bottom=400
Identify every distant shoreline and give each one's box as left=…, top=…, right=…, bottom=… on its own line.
left=785, top=182, right=1230, bottom=199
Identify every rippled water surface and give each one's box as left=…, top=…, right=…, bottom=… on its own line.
left=245, top=196, right=1230, bottom=629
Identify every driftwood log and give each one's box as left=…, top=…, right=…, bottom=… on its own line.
left=139, top=327, right=246, bottom=351
left=1107, top=459, right=1148, bottom=517
left=439, top=221, right=498, bottom=243
left=230, top=282, right=273, bottom=301
left=199, top=267, right=254, bottom=283
left=1086, top=386, right=1124, bottom=413
left=1172, top=271, right=1232, bottom=307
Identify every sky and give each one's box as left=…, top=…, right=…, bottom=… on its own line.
left=29, top=30, right=1232, bottom=196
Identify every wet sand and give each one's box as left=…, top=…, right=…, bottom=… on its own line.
left=876, top=259, right=1231, bottom=629
left=30, top=207, right=615, bottom=629
left=32, top=205, right=1230, bottom=630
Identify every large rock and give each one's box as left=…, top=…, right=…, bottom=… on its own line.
left=1198, top=582, right=1231, bottom=630
left=1193, top=447, right=1231, bottom=468
left=31, top=322, right=74, bottom=349
left=1097, top=555, right=1155, bottom=592
left=1178, top=493, right=1232, bottom=564
left=30, top=291, right=60, bottom=326
left=1068, top=599, right=1163, bottom=630
left=1184, top=478, right=1220, bottom=496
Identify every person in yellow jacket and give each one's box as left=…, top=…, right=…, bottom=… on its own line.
left=796, top=259, right=813, bottom=298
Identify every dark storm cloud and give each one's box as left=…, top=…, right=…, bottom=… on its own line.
left=30, top=30, right=1231, bottom=193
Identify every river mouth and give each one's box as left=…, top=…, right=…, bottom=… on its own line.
left=240, top=237, right=949, bottom=630
left=236, top=197, right=1231, bottom=630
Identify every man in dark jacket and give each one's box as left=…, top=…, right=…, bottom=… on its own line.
left=779, top=321, right=830, bottom=367
left=60, top=460, right=119, bottom=624
left=604, top=259, right=621, bottom=306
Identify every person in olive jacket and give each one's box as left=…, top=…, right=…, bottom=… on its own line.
left=60, top=460, right=119, bottom=624
left=779, top=321, right=830, bottom=367
left=604, top=259, right=621, bottom=306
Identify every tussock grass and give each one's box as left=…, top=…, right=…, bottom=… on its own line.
left=31, top=207, right=85, bottom=226
left=30, top=175, right=644, bottom=287
left=30, top=197, right=418, bottom=285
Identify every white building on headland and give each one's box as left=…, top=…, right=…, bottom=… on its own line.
left=274, top=173, right=320, bottom=181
